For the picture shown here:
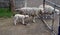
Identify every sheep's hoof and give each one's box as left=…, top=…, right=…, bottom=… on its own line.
left=23, top=24, right=27, bottom=26
left=27, top=23, right=30, bottom=26
left=33, top=20, right=35, bottom=23
left=14, top=23, right=16, bottom=26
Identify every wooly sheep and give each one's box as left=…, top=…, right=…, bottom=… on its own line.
left=39, top=4, right=59, bottom=15
left=20, top=7, right=40, bottom=22
left=14, top=14, right=29, bottom=25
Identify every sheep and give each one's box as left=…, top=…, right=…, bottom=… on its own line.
left=20, top=7, right=40, bottom=15
left=13, top=14, right=29, bottom=25
left=19, top=7, right=40, bottom=22
left=39, top=4, right=60, bottom=15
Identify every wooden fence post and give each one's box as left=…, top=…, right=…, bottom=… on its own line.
left=10, top=0, right=15, bottom=15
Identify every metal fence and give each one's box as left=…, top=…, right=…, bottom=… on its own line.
left=43, top=0, right=60, bottom=35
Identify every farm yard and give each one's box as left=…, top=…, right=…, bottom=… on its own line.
left=0, top=0, right=60, bottom=35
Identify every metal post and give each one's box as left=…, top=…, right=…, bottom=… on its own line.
left=43, top=0, right=45, bottom=12
left=51, top=5, right=56, bottom=35
left=25, top=0, right=27, bottom=7
left=43, top=0, right=45, bottom=19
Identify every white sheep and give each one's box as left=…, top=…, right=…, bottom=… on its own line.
left=20, top=7, right=40, bottom=22
left=14, top=14, right=29, bottom=25
left=39, top=4, right=59, bottom=15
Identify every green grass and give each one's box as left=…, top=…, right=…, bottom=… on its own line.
left=0, top=8, right=13, bottom=18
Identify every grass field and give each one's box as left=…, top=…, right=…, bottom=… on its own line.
left=0, top=8, right=13, bottom=18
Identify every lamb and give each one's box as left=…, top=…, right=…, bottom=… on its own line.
left=39, top=4, right=60, bottom=15
left=13, top=14, right=29, bottom=25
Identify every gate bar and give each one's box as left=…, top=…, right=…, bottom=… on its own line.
left=45, top=0, right=60, bottom=8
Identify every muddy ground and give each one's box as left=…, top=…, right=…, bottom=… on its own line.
left=0, top=18, right=51, bottom=35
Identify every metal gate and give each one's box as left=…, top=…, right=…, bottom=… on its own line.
left=43, top=0, right=60, bottom=35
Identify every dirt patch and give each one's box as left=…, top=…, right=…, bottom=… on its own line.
left=0, top=18, right=51, bottom=35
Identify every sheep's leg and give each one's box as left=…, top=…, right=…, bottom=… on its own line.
left=22, top=18, right=25, bottom=24
left=14, top=20, right=17, bottom=25
left=14, top=17, right=18, bottom=25
left=33, top=17, right=35, bottom=23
